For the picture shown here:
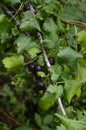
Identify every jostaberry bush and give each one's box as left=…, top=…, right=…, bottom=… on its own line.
left=0, top=0, right=86, bottom=130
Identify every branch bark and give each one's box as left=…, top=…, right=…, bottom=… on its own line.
left=61, top=20, right=86, bottom=28
left=3, top=5, right=20, bottom=26
left=37, top=32, right=66, bottom=116
left=2, top=4, right=30, bottom=37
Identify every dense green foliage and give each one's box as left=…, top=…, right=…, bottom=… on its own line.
left=0, top=0, right=86, bottom=130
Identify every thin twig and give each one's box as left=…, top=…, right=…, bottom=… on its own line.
left=2, top=4, right=30, bottom=37
left=37, top=32, right=51, bottom=68
left=29, top=3, right=36, bottom=14
left=9, top=3, right=23, bottom=22
left=58, top=98, right=66, bottom=115
left=61, top=20, right=86, bottom=28
left=0, top=110, right=23, bottom=126
left=3, top=5, right=20, bottom=26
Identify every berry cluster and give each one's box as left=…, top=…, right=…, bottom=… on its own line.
left=28, top=57, right=55, bottom=92
left=28, top=63, right=45, bottom=92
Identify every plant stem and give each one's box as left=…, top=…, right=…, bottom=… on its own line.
left=61, top=19, right=86, bottom=28
left=37, top=32, right=66, bottom=116
left=58, top=98, right=66, bottom=116
left=2, top=4, right=30, bottom=37
left=27, top=2, right=67, bottom=116
left=3, top=5, right=20, bottom=26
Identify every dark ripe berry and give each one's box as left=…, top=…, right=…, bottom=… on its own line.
left=34, top=75, right=42, bottom=81
left=77, top=44, right=81, bottom=52
left=12, top=36, right=17, bottom=41
left=28, top=63, right=35, bottom=72
left=48, top=57, right=55, bottom=65
left=36, top=81, right=45, bottom=90
left=11, top=34, right=17, bottom=41
left=35, top=65, right=42, bottom=72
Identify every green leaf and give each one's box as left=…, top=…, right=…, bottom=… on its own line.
left=49, top=65, right=62, bottom=81
left=55, top=113, right=86, bottom=130
left=47, top=84, right=58, bottom=94
left=43, top=18, right=57, bottom=32
left=15, top=127, right=32, bottom=130
left=41, top=125, right=51, bottom=130
left=44, top=32, right=58, bottom=49
left=47, top=84, right=63, bottom=98
left=20, top=11, right=41, bottom=32
left=35, top=113, right=42, bottom=127
left=0, top=14, right=12, bottom=33
left=43, top=114, right=53, bottom=125
left=58, top=47, right=83, bottom=70
left=0, top=33, right=9, bottom=43
left=3, top=0, right=21, bottom=6
left=27, top=47, right=41, bottom=59
left=43, top=0, right=52, bottom=3
left=64, top=79, right=82, bottom=103
left=2, top=55, right=24, bottom=70
left=37, top=71, right=46, bottom=77
left=37, top=55, right=45, bottom=66
left=0, top=125, right=10, bottom=130
left=12, top=28, right=19, bottom=36
left=77, top=59, right=86, bottom=83
left=43, top=1, right=59, bottom=16
left=10, top=96, right=17, bottom=104
left=38, top=92, right=57, bottom=111
left=3, top=84, right=13, bottom=97
left=56, top=124, right=66, bottom=130
left=77, top=30, right=86, bottom=45
left=14, top=34, right=40, bottom=54
left=14, top=34, right=31, bottom=53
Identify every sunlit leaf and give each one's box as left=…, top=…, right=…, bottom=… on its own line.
left=77, top=59, right=86, bottom=83
left=38, top=84, right=63, bottom=111
left=27, top=47, right=41, bottom=59
left=2, top=55, right=24, bottom=69
left=38, top=92, right=57, bottom=111
left=37, top=71, right=46, bottom=77
left=55, top=113, right=86, bottom=130
left=77, top=30, right=86, bottom=45
left=64, top=79, right=82, bottom=103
